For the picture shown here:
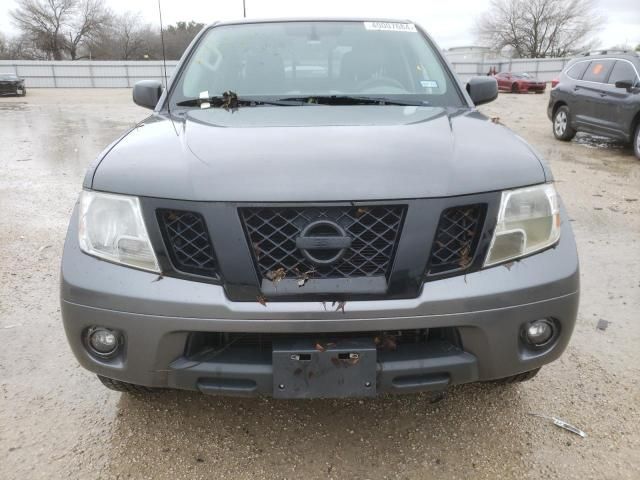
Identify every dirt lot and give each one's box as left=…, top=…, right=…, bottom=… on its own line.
left=0, top=89, right=638, bottom=480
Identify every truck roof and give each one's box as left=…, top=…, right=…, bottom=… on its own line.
left=212, top=17, right=415, bottom=27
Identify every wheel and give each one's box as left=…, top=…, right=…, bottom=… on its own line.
left=97, top=375, right=157, bottom=394
left=634, top=122, right=640, bottom=160
left=20, top=89, right=26, bottom=97
left=511, top=83, right=519, bottom=93
left=552, top=105, right=576, bottom=141
left=491, top=367, right=541, bottom=384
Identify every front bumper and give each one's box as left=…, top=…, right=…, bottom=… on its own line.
left=520, top=83, right=546, bottom=93
left=0, top=83, right=24, bottom=95
left=61, top=208, right=580, bottom=397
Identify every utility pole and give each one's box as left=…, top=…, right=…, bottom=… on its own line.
left=243, top=0, right=246, bottom=18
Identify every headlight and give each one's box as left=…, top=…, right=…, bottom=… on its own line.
left=485, top=183, right=560, bottom=266
left=78, top=191, right=159, bottom=272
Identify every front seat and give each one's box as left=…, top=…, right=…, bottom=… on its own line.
left=340, top=46, right=385, bottom=91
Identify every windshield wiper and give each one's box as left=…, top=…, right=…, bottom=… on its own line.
left=277, top=95, right=429, bottom=106
left=176, top=92, right=304, bottom=108
left=176, top=92, right=428, bottom=108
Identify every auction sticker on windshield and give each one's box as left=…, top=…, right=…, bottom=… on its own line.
left=364, top=22, right=417, bottom=32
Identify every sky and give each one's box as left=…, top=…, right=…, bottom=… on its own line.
left=1, top=0, right=638, bottom=50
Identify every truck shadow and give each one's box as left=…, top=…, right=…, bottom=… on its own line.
left=103, top=382, right=535, bottom=478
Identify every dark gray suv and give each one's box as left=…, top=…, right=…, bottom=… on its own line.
left=548, top=51, right=640, bottom=159
left=61, top=19, right=579, bottom=398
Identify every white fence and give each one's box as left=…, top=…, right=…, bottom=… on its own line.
left=0, top=56, right=571, bottom=88
left=0, top=60, right=178, bottom=88
left=450, top=57, right=571, bottom=83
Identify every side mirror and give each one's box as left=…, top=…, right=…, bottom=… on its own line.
left=133, top=80, right=164, bottom=109
left=614, top=80, right=635, bottom=92
left=466, top=76, right=498, bottom=106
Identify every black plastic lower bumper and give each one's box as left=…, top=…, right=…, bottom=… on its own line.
left=168, top=338, right=478, bottom=397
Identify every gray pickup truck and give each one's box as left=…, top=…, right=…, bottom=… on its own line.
left=61, top=18, right=579, bottom=398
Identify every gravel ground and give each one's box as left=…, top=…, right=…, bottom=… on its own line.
left=0, top=89, right=638, bottom=480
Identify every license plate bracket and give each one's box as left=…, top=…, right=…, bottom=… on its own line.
left=272, top=338, right=377, bottom=399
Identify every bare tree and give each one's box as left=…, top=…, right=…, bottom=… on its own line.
left=5, top=10, right=203, bottom=60
left=163, top=21, right=205, bottom=59
left=0, top=33, right=7, bottom=58
left=64, top=0, right=112, bottom=60
left=89, top=12, right=157, bottom=60
left=0, top=31, right=46, bottom=60
left=10, top=0, right=112, bottom=60
left=10, top=0, right=75, bottom=59
left=477, top=0, right=604, bottom=58
left=115, top=13, right=149, bottom=60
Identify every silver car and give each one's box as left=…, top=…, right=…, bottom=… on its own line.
left=61, top=18, right=579, bottom=398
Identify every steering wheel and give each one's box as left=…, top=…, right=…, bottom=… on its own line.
left=356, top=76, right=407, bottom=92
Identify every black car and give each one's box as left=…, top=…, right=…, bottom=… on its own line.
left=0, top=73, right=26, bottom=96
left=548, top=51, right=640, bottom=159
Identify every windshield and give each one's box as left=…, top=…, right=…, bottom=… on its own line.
left=170, top=21, right=463, bottom=107
left=0, top=74, right=18, bottom=80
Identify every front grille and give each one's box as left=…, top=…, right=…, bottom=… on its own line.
left=157, top=210, right=219, bottom=278
left=427, top=204, right=484, bottom=275
left=240, top=205, right=405, bottom=280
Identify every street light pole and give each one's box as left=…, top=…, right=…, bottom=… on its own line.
left=243, top=0, right=246, bottom=18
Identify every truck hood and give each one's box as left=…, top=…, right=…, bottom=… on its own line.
left=89, top=105, right=547, bottom=201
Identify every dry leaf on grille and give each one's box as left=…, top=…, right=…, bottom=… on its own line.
left=356, top=207, right=369, bottom=217
left=383, top=336, right=397, bottom=351
left=265, top=267, right=286, bottom=284
left=256, top=295, right=268, bottom=307
left=293, top=267, right=315, bottom=287
left=458, top=245, right=472, bottom=268
left=381, top=335, right=398, bottom=352
left=374, top=334, right=397, bottom=351
left=252, top=242, right=262, bottom=259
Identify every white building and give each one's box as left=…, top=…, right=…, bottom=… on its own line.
left=443, top=46, right=509, bottom=64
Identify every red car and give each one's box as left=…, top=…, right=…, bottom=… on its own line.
left=495, top=72, right=546, bottom=93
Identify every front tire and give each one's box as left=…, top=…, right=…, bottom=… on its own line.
left=553, top=105, right=576, bottom=141
left=511, top=83, right=519, bottom=93
left=633, top=123, right=640, bottom=160
left=98, top=375, right=157, bottom=394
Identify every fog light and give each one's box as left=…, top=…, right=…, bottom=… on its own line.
left=87, top=327, right=119, bottom=356
left=524, top=319, right=555, bottom=347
